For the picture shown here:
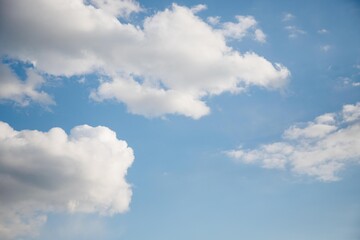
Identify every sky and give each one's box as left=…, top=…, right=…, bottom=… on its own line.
left=0, top=0, right=359, bottom=239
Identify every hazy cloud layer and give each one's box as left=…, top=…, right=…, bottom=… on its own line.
left=0, top=122, right=134, bottom=239
left=226, top=103, right=360, bottom=181
left=0, top=0, right=289, bottom=118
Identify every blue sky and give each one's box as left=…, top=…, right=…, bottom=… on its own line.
left=0, top=0, right=359, bottom=239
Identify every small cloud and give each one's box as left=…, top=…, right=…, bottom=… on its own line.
left=320, top=44, right=331, bottom=52
left=207, top=16, right=220, bottom=25
left=190, top=4, right=207, bottom=13
left=282, top=12, right=295, bottom=22
left=0, top=62, right=55, bottom=107
left=340, top=76, right=352, bottom=85
left=285, top=25, right=306, bottom=38
left=254, top=29, right=266, bottom=43
left=338, top=76, right=360, bottom=88
left=77, top=77, right=86, bottom=84
left=221, top=15, right=267, bottom=43
left=318, top=28, right=329, bottom=34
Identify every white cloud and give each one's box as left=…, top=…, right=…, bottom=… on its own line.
left=0, top=121, right=134, bottom=239
left=285, top=25, right=306, bottom=38
left=90, top=75, right=210, bottom=119
left=320, top=44, right=331, bottom=52
left=226, top=103, right=360, bottom=182
left=254, top=29, right=266, bottom=43
left=221, top=15, right=266, bottom=42
left=318, top=28, right=329, bottom=34
left=207, top=16, right=221, bottom=25
left=282, top=13, right=295, bottom=22
left=283, top=123, right=337, bottom=140
left=281, top=13, right=305, bottom=39
left=339, top=76, right=360, bottom=88
left=221, top=15, right=257, bottom=39
left=0, top=0, right=288, bottom=119
left=342, top=103, right=360, bottom=122
left=86, top=0, right=142, bottom=18
left=190, top=4, right=207, bottom=13
left=0, top=62, right=54, bottom=106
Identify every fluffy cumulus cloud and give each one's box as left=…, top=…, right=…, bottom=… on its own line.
left=0, top=62, right=54, bottom=106
left=0, top=121, right=134, bottom=239
left=220, top=15, right=267, bottom=43
left=226, top=103, right=360, bottom=182
left=0, top=0, right=289, bottom=118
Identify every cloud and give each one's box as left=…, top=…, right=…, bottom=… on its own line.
left=318, top=28, right=329, bottom=34
left=281, top=13, right=305, bottom=39
left=0, top=62, right=54, bottom=106
left=90, top=75, right=210, bottom=119
left=339, top=76, right=360, bottom=88
left=285, top=25, right=306, bottom=38
left=190, top=4, right=207, bottom=13
left=221, top=15, right=267, bottom=42
left=320, top=44, right=331, bottom=52
left=254, top=29, right=266, bottom=43
left=0, top=121, right=134, bottom=239
left=207, top=16, right=221, bottom=25
left=282, top=12, right=295, bottom=22
left=86, top=0, right=142, bottom=18
left=226, top=103, right=360, bottom=182
left=0, top=0, right=288, bottom=119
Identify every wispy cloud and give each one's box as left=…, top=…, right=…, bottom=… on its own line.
left=190, top=4, right=207, bottom=13
left=282, top=12, right=295, bottom=22
left=318, top=28, right=329, bottom=34
left=0, top=62, right=54, bottom=106
left=226, top=103, right=360, bottom=182
left=320, top=44, right=331, bottom=52
left=285, top=25, right=306, bottom=38
left=207, top=16, right=220, bottom=25
left=340, top=76, right=360, bottom=88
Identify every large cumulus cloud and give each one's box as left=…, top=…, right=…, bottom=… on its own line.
left=0, top=121, right=134, bottom=239
left=0, top=0, right=290, bottom=118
